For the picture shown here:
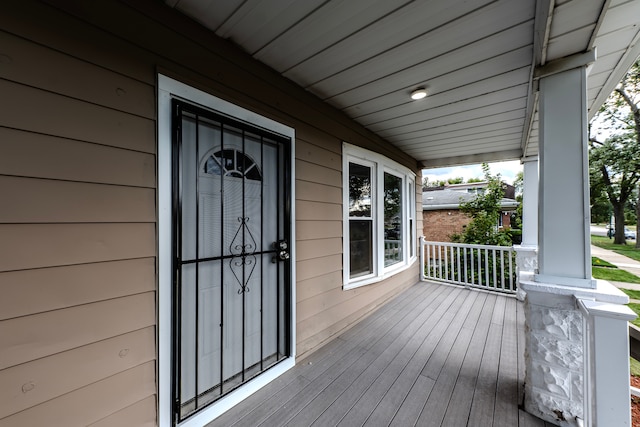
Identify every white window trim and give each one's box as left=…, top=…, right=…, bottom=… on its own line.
left=157, top=75, right=296, bottom=427
left=342, top=143, right=416, bottom=289
left=408, top=180, right=416, bottom=260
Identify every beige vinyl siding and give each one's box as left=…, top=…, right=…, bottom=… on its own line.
left=0, top=327, right=155, bottom=418
left=0, top=2, right=158, bottom=424
left=89, top=396, right=158, bottom=427
left=0, top=127, right=156, bottom=187
left=0, top=362, right=156, bottom=427
left=297, top=266, right=419, bottom=355
left=0, top=1, right=420, bottom=424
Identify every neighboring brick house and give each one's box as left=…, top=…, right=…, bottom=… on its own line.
left=422, top=186, right=518, bottom=242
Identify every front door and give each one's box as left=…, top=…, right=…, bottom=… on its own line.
left=171, top=100, right=291, bottom=422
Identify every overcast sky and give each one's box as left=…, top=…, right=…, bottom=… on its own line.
left=422, top=160, right=522, bottom=186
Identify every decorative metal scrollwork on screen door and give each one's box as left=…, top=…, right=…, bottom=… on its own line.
left=229, top=216, right=257, bottom=294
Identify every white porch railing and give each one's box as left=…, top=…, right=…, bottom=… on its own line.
left=384, top=239, right=401, bottom=265
left=420, top=238, right=517, bottom=294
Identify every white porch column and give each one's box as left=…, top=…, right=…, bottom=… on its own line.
left=521, top=158, right=539, bottom=248
left=521, top=58, right=635, bottom=427
left=515, top=158, right=539, bottom=293
left=536, top=66, right=592, bottom=288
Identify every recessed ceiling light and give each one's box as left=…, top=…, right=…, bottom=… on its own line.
left=410, top=88, right=427, bottom=100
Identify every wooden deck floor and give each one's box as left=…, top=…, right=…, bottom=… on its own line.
left=207, top=282, right=555, bottom=427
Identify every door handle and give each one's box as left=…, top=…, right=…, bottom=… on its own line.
left=272, top=240, right=290, bottom=262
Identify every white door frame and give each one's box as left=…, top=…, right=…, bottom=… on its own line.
left=157, top=75, right=296, bottom=427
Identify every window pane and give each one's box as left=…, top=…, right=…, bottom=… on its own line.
left=349, top=163, right=371, bottom=217
left=384, top=172, right=403, bottom=267
left=409, top=181, right=415, bottom=258
left=349, top=220, right=373, bottom=278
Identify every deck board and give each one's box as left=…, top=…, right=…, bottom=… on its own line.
left=206, top=282, right=550, bottom=427
left=440, top=293, right=497, bottom=426
left=416, top=291, right=486, bottom=427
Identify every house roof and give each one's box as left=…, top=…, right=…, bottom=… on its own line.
left=422, top=189, right=519, bottom=211
left=165, top=0, right=640, bottom=168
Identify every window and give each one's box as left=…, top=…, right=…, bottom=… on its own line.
left=343, top=143, right=416, bottom=289
left=348, top=161, right=374, bottom=279
left=203, top=149, right=262, bottom=181
left=383, top=171, right=403, bottom=267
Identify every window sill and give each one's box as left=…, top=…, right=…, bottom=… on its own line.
left=343, top=257, right=417, bottom=290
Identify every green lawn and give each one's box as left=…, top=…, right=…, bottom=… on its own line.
left=592, top=266, right=640, bottom=283
left=592, top=256, right=617, bottom=268
left=628, top=303, right=640, bottom=328
left=622, top=288, right=640, bottom=300
left=592, top=234, right=640, bottom=375
left=631, top=357, right=640, bottom=376
left=591, top=235, right=640, bottom=262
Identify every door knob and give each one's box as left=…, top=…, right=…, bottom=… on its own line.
left=272, top=240, right=290, bottom=262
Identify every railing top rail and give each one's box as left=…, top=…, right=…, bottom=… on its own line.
left=422, top=240, right=514, bottom=251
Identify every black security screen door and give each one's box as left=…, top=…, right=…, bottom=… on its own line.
left=171, top=100, right=291, bottom=422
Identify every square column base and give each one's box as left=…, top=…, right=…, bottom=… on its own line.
left=520, top=279, right=630, bottom=426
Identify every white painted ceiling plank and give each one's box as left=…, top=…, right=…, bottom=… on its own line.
left=216, top=0, right=325, bottom=54
left=326, top=22, right=534, bottom=108
left=353, top=68, right=530, bottom=126
left=383, top=110, right=527, bottom=142
left=339, top=46, right=533, bottom=119
left=282, top=0, right=496, bottom=87
left=598, top=0, right=640, bottom=35
left=546, top=25, right=595, bottom=60
left=418, top=134, right=524, bottom=155
left=381, top=98, right=528, bottom=141
left=390, top=120, right=526, bottom=146
left=397, top=127, right=525, bottom=149
left=593, top=25, right=640, bottom=57
left=253, top=0, right=413, bottom=72
left=370, top=85, right=529, bottom=135
left=173, top=0, right=239, bottom=31
left=421, top=149, right=524, bottom=167
left=549, top=0, right=603, bottom=40
left=307, top=0, right=534, bottom=97
left=410, top=140, right=523, bottom=159
left=590, top=50, right=628, bottom=75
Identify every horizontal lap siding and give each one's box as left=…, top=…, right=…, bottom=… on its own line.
left=0, top=0, right=421, bottom=424
left=0, top=3, right=158, bottom=425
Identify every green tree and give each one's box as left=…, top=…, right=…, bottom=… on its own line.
left=511, top=171, right=523, bottom=230
left=589, top=58, right=640, bottom=246
left=452, top=164, right=512, bottom=246
left=422, top=177, right=446, bottom=189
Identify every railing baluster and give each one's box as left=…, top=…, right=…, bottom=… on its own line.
left=492, top=249, right=497, bottom=289
left=438, top=244, right=442, bottom=279
left=463, top=247, right=468, bottom=284
left=470, top=248, right=475, bottom=286
left=508, top=247, right=514, bottom=290
left=499, top=248, right=504, bottom=290
left=444, top=245, right=448, bottom=280
left=456, top=246, right=461, bottom=284
left=478, top=248, right=482, bottom=287
left=450, top=246, right=454, bottom=282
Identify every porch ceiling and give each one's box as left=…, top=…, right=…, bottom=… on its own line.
left=165, top=0, right=640, bottom=168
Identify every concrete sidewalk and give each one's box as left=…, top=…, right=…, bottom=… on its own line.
left=591, top=244, right=640, bottom=277
left=591, top=244, right=640, bottom=302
